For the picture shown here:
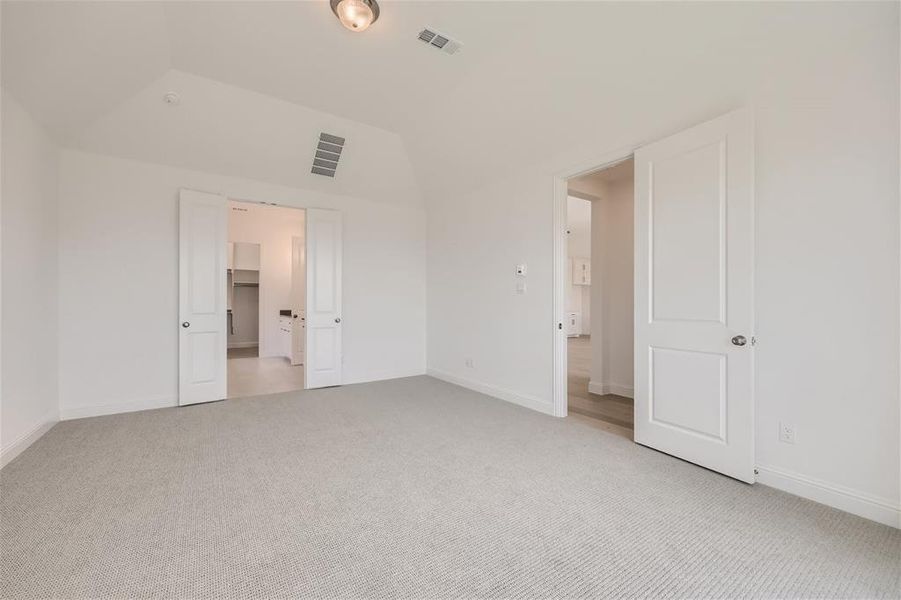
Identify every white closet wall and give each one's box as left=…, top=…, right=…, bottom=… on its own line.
left=228, top=203, right=303, bottom=358
left=590, top=179, right=634, bottom=397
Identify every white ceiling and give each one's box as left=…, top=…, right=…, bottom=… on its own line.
left=75, top=69, right=423, bottom=207
left=2, top=1, right=893, bottom=198
left=1, top=1, right=170, bottom=140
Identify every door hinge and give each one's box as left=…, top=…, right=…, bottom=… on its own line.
left=558, top=322, right=563, bottom=330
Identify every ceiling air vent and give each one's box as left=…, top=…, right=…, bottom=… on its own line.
left=311, top=132, right=345, bottom=178
left=418, top=28, right=462, bottom=55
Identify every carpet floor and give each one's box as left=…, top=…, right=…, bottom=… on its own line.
left=1, top=376, right=898, bottom=598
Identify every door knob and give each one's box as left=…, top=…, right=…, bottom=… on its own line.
left=181, top=321, right=190, bottom=328
left=731, top=335, right=747, bottom=346
left=335, top=317, right=341, bottom=323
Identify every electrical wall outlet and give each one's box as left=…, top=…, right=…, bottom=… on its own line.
left=779, top=421, right=796, bottom=444
left=465, top=358, right=474, bottom=368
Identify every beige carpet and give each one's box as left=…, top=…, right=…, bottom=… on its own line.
left=1, top=376, right=898, bottom=598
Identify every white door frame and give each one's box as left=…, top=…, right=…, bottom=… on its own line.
left=552, top=114, right=757, bottom=480
left=552, top=146, right=638, bottom=418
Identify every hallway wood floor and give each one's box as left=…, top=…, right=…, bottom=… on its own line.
left=567, top=336, right=633, bottom=439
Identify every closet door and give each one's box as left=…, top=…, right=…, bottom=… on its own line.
left=305, top=209, right=342, bottom=388
left=178, top=189, right=228, bottom=405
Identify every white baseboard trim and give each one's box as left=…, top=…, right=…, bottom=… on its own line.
left=588, top=380, right=634, bottom=399
left=227, top=342, right=258, bottom=349
left=1, top=411, right=58, bottom=469
left=427, top=368, right=555, bottom=416
left=60, top=395, right=176, bottom=421
left=756, top=464, right=900, bottom=528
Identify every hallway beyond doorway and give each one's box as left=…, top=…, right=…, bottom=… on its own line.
left=567, top=336, right=633, bottom=438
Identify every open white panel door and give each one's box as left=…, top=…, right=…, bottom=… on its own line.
left=305, top=209, right=342, bottom=388
left=634, top=108, right=755, bottom=483
left=290, top=235, right=305, bottom=366
left=178, top=189, right=228, bottom=406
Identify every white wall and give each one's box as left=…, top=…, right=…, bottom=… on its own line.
left=566, top=196, right=591, bottom=334
left=586, top=178, right=634, bottom=398
left=427, top=58, right=900, bottom=526
left=0, top=91, right=59, bottom=466
left=752, top=106, right=899, bottom=524
left=58, top=150, right=426, bottom=419
left=228, top=203, right=303, bottom=356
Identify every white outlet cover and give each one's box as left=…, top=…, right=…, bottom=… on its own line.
left=779, top=422, right=796, bottom=444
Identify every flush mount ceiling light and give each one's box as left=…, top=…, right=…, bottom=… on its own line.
left=330, top=0, right=379, bottom=32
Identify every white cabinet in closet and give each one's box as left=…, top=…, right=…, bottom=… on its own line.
left=232, top=242, right=260, bottom=271
left=572, top=258, right=591, bottom=285
left=230, top=242, right=260, bottom=286
left=278, top=316, right=293, bottom=359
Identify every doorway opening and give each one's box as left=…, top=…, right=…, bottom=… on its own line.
left=226, top=200, right=306, bottom=399
left=565, top=158, right=635, bottom=438
left=552, top=109, right=755, bottom=481
left=179, top=188, right=344, bottom=405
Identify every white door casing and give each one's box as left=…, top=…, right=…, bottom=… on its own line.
left=178, top=189, right=228, bottom=405
left=291, top=235, right=305, bottom=366
left=634, top=108, right=755, bottom=483
left=305, top=209, right=343, bottom=388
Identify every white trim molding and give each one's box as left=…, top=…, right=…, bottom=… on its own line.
left=552, top=176, right=568, bottom=417
left=588, top=380, right=634, bottom=398
left=0, top=411, right=58, bottom=469
left=60, top=395, right=176, bottom=421
left=756, top=464, right=900, bottom=528
left=427, top=369, right=555, bottom=416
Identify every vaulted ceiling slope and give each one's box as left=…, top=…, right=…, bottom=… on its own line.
left=3, top=1, right=897, bottom=200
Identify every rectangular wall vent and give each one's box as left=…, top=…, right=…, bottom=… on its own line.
left=311, top=132, right=345, bottom=178
left=417, top=28, right=462, bottom=55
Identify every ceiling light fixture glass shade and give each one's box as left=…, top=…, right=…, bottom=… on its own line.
left=330, top=0, right=379, bottom=32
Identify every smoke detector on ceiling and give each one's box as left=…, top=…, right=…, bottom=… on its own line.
left=418, top=28, right=463, bottom=55
left=163, top=92, right=180, bottom=105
